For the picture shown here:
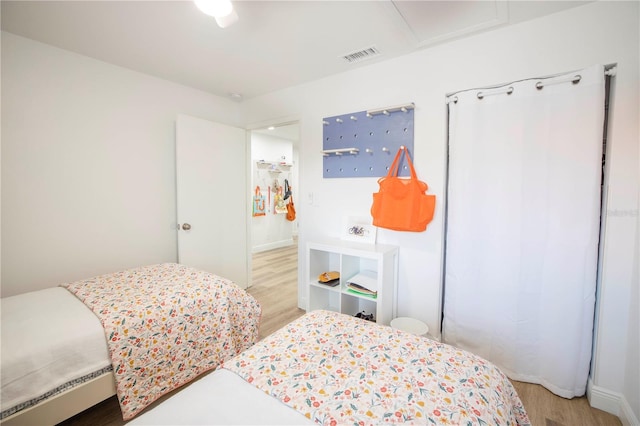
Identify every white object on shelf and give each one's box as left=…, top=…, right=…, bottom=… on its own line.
left=306, top=239, right=398, bottom=326
left=342, top=216, right=376, bottom=244
left=390, top=317, right=429, bottom=337
left=347, top=270, right=378, bottom=292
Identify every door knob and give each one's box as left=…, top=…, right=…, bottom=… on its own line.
left=181, top=223, right=192, bottom=231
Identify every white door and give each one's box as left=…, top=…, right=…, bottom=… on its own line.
left=176, top=114, right=249, bottom=288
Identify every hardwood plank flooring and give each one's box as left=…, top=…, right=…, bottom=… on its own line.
left=511, top=381, right=620, bottom=426
left=58, top=240, right=620, bottom=425
left=247, top=241, right=305, bottom=340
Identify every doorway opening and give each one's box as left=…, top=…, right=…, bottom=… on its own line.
left=247, top=122, right=303, bottom=337
left=250, top=122, right=299, bottom=251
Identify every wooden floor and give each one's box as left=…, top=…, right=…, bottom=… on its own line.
left=58, top=240, right=620, bottom=426
left=247, top=241, right=306, bottom=339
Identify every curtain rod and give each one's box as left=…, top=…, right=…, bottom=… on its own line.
left=447, top=66, right=617, bottom=104
left=534, top=73, right=581, bottom=91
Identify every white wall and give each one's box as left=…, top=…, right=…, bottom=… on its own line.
left=626, top=193, right=640, bottom=420
left=251, top=132, right=295, bottom=252
left=1, top=32, right=241, bottom=297
left=1, top=1, right=637, bottom=422
left=240, top=2, right=639, bottom=421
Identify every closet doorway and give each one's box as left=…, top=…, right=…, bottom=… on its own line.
left=248, top=123, right=303, bottom=335
left=443, top=64, right=609, bottom=398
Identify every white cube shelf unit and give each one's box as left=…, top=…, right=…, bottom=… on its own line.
left=306, top=238, right=399, bottom=325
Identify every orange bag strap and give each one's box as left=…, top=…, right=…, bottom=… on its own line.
left=387, top=146, right=418, bottom=180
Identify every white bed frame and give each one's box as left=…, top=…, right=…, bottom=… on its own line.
left=0, top=372, right=116, bottom=426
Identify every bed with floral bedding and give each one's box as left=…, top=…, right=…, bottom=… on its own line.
left=1, top=263, right=261, bottom=424
left=131, top=309, right=530, bottom=425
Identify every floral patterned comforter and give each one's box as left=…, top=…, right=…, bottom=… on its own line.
left=224, top=310, right=530, bottom=426
left=62, top=263, right=261, bottom=420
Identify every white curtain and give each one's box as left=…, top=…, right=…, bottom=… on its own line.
left=443, top=64, right=605, bottom=398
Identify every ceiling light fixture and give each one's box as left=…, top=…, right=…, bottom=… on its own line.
left=194, top=0, right=238, bottom=29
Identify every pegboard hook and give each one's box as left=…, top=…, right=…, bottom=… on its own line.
left=321, top=148, right=360, bottom=157
left=367, top=102, right=415, bottom=116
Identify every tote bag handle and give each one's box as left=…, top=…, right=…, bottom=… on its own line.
left=386, top=146, right=418, bottom=181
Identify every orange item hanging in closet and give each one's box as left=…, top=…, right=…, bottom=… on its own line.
left=286, top=194, right=296, bottom=221
left=370, top=147, right=435, bottom=232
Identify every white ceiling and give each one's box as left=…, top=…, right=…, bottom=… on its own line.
left=1, top=1, right=590, bottom=102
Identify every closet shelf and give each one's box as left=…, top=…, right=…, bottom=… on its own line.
left=256, top=160, right=293, bottom=173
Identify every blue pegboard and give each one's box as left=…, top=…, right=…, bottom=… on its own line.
left=322, top=104, right=414, bottom=178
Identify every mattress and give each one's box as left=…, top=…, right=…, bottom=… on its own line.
left=2, top=263, right=262, bottom=422
left=1, top=287, right=111, bottom=419
left=129, top=369, right=311, bottom=425
left=61, top=263, right=262, bottom=420
left=132, top=310, right=530, bottom=425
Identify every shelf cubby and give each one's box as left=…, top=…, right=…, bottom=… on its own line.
left=306, top=238, right=398, bottom=325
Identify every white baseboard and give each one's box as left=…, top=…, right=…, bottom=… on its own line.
left=620, top=400, right=640, bottom=426
left=588, top=378, right=639, bottom=426
left=252, top=239, right=294, bottom=253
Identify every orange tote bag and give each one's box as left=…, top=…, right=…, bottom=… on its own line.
left=370, top=147, right=436, bottom=232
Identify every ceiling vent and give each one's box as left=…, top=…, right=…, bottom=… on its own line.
left=341, top=46, right=381, bottom=64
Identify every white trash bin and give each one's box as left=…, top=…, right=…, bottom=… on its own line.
left=390, top=317, right=429, bottom=337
